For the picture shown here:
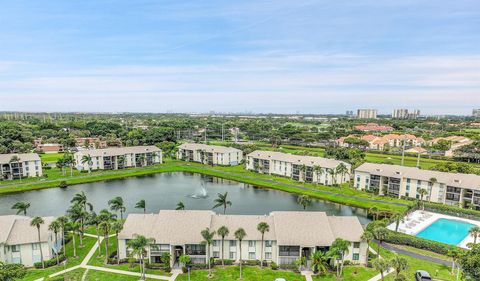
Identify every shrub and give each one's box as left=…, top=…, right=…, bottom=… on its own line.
left=189, top=263, right=208, bottom=270
left=58, top=181, right=68, bottom=188
left=214, top=259, right=234, bottom=265
left=270, top=261, right=278, bottom=270
left=243, top=259, right=260, bottom=266
left=279, top=263, right=299, bottom=272
left=182, top=266, right=188, bottom=273
left=34, top=255, right=66, bottom=269
left=424, top=202, right=480, bottom=220
left=385, top=230, right=463, bottom=255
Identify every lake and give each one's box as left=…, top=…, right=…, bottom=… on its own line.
left=0, top=172, right=370, bottom=224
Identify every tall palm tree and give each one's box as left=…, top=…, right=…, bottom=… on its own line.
left=299, top=165, right=307, bottom=182
left=234, top=228, right=247, bottom=280
left=313, top=165, right=324, bottom=185
left=67, top=203, right=88, bottom=247
left=57, top=216, right=69, bottom=256
left=56, top=158, right=66, bottom=176
left=30, top=217, right=45, bottom=269
left=447, top=248, right=461, bottom=274
left=48, top=220, right=61, bottom=265
left=469, top=226, right=480, bottom=244
left=108, top=196, right=126, bottom=220
left=176, top=201, right=185, bottom=210
left=81, top=155, right=93, bottom=173
left=330, top=238, right=351, bottom=277
left=11, top=201, right=30, bottom=215
left=361, top=230, right=374, bottom=267
left=68, top=221, right=80, bottom=257
left=310, top=251, right=328, bottom=274
left=335, top=163, right=349, bottom=184
left=390, top=255, right=408, bottom=279
left=135, top=199, right=146, bottom=214
left=391, top=212, right=403, bottom=232
left=89, top=212, right=102, bottom=256
left=127, top=235, right=155, bottom=281
left=136, top=154, right=146, bottom=167
left=297, top=195, right=312, bottom=210
left=212, top=192, right=232, bottom=214
left=418, top=188, right=428, bottom=210
left=200, top=228, right=216, bottom=278
left=111, top=220, right=124, bottom=265
left=369, top=207, right=379, bottom=221
left=373, top=226, right=389, bottom=258
left=257, top=222, right=270, bottom=268
left=327, top=168, right=337, bottom=186
left=71, top=191, right=93, bottom=212
left=98, top=209, right=116, bottom=263
left=217, top=226, right=229, bottom=266
left=372, top=258, right=390, bottom=281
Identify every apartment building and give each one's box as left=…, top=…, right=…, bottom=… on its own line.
left=428, top=136, right=473, bottom=157
left=354, top=163, right=480, bottom=210
left=246, top=150, right=351, bottom=185
left=473, top=109, right=480, bottom=118
left=337, top=134, right=425, bottom=151
left=392, top=109, right=420, bottom=119
left=0, top=153, right=43, bottom=180
left=118, top=210, right=367, bottom=267
left=75, top=137, right=108, bottom=149
left=354, top=123, right=394, bottom=132
left=176, top=143, right=242, bottom=166
left=0, top=216, right=60, bottom=267
left=356, top=109, right=378, bottom=119
left=74, top=146, right=162, bottom=171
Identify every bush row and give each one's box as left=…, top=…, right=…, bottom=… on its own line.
left=34, top=254, right=66, bottom=269
left=424, top=202, right=480, bottom=221
left=385, top=230, right=461, bottom=255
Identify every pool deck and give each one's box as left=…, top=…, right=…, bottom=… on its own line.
left=388, top=210, right=480, bottom=248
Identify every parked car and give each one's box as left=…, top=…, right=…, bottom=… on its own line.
left=415, top=270, right=432, bottom=281
left=274, top=279, right=286, bottom=281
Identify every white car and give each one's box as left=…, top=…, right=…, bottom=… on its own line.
left=274, top=279, right=287, bottom=281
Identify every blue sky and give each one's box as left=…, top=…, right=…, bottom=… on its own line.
left=0, top=0, right=479, bottom=114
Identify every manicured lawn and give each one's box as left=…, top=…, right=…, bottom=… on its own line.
left=176, top=266, right=304, bottom=281
left=45, top=268, right=86, bottom=281
left=393, top=244, right=450, bottom=262
left=311, top=266, right=377, bottom=280
left=82, top=269, right=158, bottom=281
left=40, top=152, right=65, bottom=163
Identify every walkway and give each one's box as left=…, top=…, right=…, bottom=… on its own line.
left=367, top=245, right=395, bottom=281
left=374, top=241, right=452, bottom=267
left=301, top=270, right=313, bottom=281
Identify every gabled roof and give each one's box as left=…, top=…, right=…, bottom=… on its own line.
left=0, top=153, right=41, bottom=164
left=74, top=146, right=160, bottom=157
left=0, top=216, right=54, bottom=245
left=179, top=143, right=242, bottom=154
left=247, top=150, right=350, bottom=169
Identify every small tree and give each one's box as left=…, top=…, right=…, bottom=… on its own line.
left=212, top=192, right=232, bottom=214
left=310, top=251, right=328, bottom=274
left=361, top=230, right=374, bottom=267
left=11, top=201, right=30, bottom=215
left=257, top=222, right=270, bottom=268
left=418, top=188, right=428, bottom=210
left=469, top=226, right=480, bottom=244
left=390, top=255, right=408, bottom=279
left=200, top=228, right=215, bottom=278
left=217, top=226, right=230, bottom=266
left=127, top=235, right=155, bottom=281
left=297, top=195, right=312, bottom=210
left=135, top=199, right=146, bottom=214
left=372, top=227, right=389, bottom=258
left=176, top=201, right=185, bottom=210
left=372, top=258, right=391, bottom=281
left=234, top=228, right=247, bottom=280
left=108, top=196, right=126, bottom=220
left=30, top=217, right=45, bottom=269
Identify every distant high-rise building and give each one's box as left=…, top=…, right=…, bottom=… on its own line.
left=346, top=110, right=354, bottom=116
left=357, top=109, right=378, bottom=119
left=392, top=109, right=420, bottom=119
left=473, top=109, right=480, bottom=118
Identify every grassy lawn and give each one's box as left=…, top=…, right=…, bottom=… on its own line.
left=392, top=244, right=450, bottom=262
left=44, top=268, right=85, bottom=281
left=19, top=234, right=96, bottom=281
left=81, top=269, right=158, bottom=281
left=176, top=266, right=303, bottom=281
left=311, top=266, right=377, bottom=280
left=374, top=243, right=455, bottom=281
left=40, top=152, right=65, bottom=164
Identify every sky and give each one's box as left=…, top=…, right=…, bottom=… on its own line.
left=0, top=0, right=479, bottom=115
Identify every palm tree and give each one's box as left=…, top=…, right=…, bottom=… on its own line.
left=127, top=235, right=155, bottom=281
left=469, top=226, right=480, bottom=244
left=327, top=168, right=337, bottom=186
left=361, top=230, right=374, bottom=267
left=71, top=191, right=93, bottom=212
left=179, top=254, right=191, bottom=267
left=111, top=220, right=124, bottom=265
left=117, top=155, right=126, bottom=169
left=98, top=209, right=115, bottom=264
left=67, top=203, right=88, bottom=247
left=390, top=255, right=408, bottom=279
left=372, top=258, right=390, bottom=281
left=176, top=201, right=185, bottom=210
left=81, top=155, right=93, bottom=173
left=89, top=212, right=102, bottom=256
left=299, top=164, right=307, bottom=182
left=57, top=216, right=69, bottom=256
left=108, top=196, right=126, bottom=220
left=11, top=201, right=30, bottom=215
left=56, top=158, right=66, bottom=176
left=234, top=228, right=247, bottom=280
left=30, top=217, right=45, bottom=269
left=9, top=155, right=22, bottom=181
left=369, top=206, right=379, bottom=220
left=329, top=238, right=351, bottom=278
left=135, top=199, right=146, bottom=214
left=212, top=192, right=232, bottom=214
left=335, top=163, right=349, bottom=184
left=257, top=222, right=270, bottom=268
left=200, top=228, right=216, bottom=278
left=391, top=212, right=403, bottom=232
left=217, top=226, right=229, bottom=266
left=447, top=248, right=461, bottom=274
left=310, top=251, right=328, bottom=274
left=48, top=220, right=61, bottom=265
left=297, top=195, right=312, bottom=210
left=373, top=226, right=389, bottom=258
left=313, top=165, right=324, bottom=185
left=136, top=154, right=146, bottom=167
left=68, top=221, right=80, bottom=257
left=418, top=188, right=428, bottom=211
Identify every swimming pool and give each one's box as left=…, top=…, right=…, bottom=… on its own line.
left=416, top=218, right=475, bottom=245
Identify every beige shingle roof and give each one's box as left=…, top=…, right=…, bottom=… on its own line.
left=179, top=143, right=241, bottom=154
left=247, top=150, right=350, bottom=169
left=355, top=163, right=480, bottom=190
left=0, top=153, right=41, bottom=164
left=75, top=146, right=160, bottom=157
left=0, top=216, right=54, bottom=245
left=119, top=210, right=362, bottom=246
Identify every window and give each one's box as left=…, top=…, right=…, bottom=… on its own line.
left=353, top=253, right=360, bottom=261
left=229, top=240, right=236, bottom=247
left=265, top=240, right=273, bottom=247
left=185, top=244, right=206, bottom=255
left=212, top=240, right=218, bottom=247
left=248, top=241, right=256, bottom=247
left=11, top=245, right=20, bottom=252
left=353, top=242, right=360, bottom=249
left=229, top=252, right=236, bottom=259
left=213, top=251, right=220, bottom=258
left=248, top=252, right=256, bottom=260
left=32, top=243, right=38, bottom=250
left=265, top=252, right=272, bottom=260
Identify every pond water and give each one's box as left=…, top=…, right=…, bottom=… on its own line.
left=0, top=172, right=370, bottom=224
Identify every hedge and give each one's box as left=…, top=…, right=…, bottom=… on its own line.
left=385, top=230, right=463, bottom=255
left=214, top=259, right=234, bottom=265
left=424, top=202, right=480, bottom=221
left=34, top=254, right=66, bottom=269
